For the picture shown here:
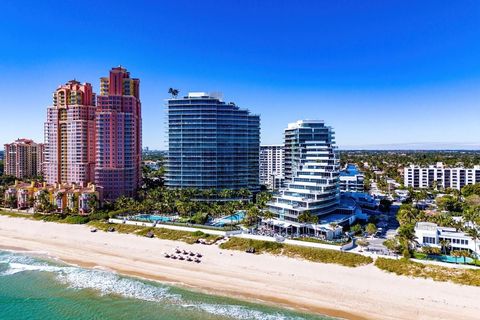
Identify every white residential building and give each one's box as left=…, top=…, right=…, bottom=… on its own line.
left=259, top=145, right=284, bottom=190
left=404, top=162, right=480, bottom=190
left=415, top=222, right=480, bottom=254
left=267, top=121, right=340, bottom=222
left=339, top=164, right=364, bottom=192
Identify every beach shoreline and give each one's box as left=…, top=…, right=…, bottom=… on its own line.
left=0, top=215, right=479, bottom=320
left=0, top=244, right=362, bottom=320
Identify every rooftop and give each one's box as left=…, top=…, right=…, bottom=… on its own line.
left=287, top=120, right=325, bottom=130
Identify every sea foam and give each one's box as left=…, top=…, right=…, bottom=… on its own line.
left=192, top=303, right=306, bottom=320
left=0, top=251, right=309, bottom=320
left=0, top=251, right=179, bottom=302
left=56, top=268, right=179, bottom=302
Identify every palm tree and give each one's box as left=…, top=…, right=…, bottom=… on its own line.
left=27, top=195, right=35, bottom=209
left=168, top=88, right=179, bottom=98
left=204, top=188, right=217, bottom=200
left=219, top=189, right=230, bottom=199
left=451, top=250, right=462, bottom=264
left=245, top=206, right=260, bottom=228
left=255, top=191, right=272, bottom=208
left=87, top=194, right=98, bottom=214
left=71, top=194, right=79, bottom=214
left=463, top=208, right=479, bottom=227
left=263, top=210, right=275, bottom=231
left=38, top=191, right=50, bottom=213
left=470, top=252, right=479, bottom=266
left=397, top=224, right=417, bottom=258
left=366, top=223, right=377, bottom=236
left=466, top=227, right=480, bottom=264
left=458, top=250, right=470, bottom=264
left=309, top=214, right=319, bottom=225
left=298, top=210, right=313, bottom=236
left=6, top=194, right=17, bottom=209
left=238, top=188, right=252, bottom=199
left=439, top=239, right=451, bottom=255
left=397, top=205, right=417, bottom=225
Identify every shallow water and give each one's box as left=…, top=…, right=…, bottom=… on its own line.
left=0, top=250, right=335, bottom=320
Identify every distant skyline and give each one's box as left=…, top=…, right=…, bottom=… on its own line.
left=1, top=1, right=480, bottom=150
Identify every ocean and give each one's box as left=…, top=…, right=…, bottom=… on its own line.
left=0, top=250, right=335, bottom=320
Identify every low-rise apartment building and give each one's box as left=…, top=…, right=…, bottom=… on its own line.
left=404, top=162, right=480, bottom=190
left=339, top=164, right=364, bottom=192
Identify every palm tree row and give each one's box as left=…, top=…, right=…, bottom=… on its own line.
left=114, top=187, right=270, bottom=221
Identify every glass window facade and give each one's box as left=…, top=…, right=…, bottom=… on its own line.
left=166, top=93, right=260, bottom=192
left=267, top=120, right=340, bottom=222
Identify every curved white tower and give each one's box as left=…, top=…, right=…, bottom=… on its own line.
left=267, top=120, right=340, bottom=222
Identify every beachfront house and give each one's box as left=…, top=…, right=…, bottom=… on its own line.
left=415, top=222, right=480, bottom=255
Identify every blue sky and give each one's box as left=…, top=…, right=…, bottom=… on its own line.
left=1, top=1, right=480, bottom=149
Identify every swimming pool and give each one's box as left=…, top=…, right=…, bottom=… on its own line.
left=212, top=211, right=246, bottom=227
left=133, top=214, right=174, bottom=223
left=427, top=254, right=474, bottom=264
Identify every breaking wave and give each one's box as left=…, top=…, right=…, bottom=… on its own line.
left=0, top=251, right=312, bottom=320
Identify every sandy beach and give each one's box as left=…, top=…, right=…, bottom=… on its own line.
left=0, top=215, right=479, bottom=320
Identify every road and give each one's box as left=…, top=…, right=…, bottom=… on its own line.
left=363, top=201, right=400, bottom=253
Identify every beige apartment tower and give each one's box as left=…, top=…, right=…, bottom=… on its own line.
left=4, top=139, right=44, bottom=179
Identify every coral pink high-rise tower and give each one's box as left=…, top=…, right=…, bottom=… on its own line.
left=44, top=80, right=96, bottom=185
left=94, top=67, right=142, bottom=200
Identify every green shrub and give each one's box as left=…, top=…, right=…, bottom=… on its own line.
left=375, top=257, right=480, bottom=286
left=42, top=215, right=62, bottom=222
left=284, top=245, right=372, bottom=267
left=413, top=252, right=427, bottom=260
left=33, top=213, right=45, bottom=220
left=292, top=237, right=347, bottom=246
left=0, top=210, right=33, bottom=219
left=86, top=221, right=221, bottom=244
left=383, top=238, right=402, bottom=253
left=220, top=238, right=283, bottom=254
left=63, top=215, right=90, bottom=224
left=88, top=211, right=110, bottom=221
left=87, top=220, right=110, bottom=231
left=350, top=224, right=362, bottom=235
left=421, top=246, right=441, bottom=255
left=220, top=238, right=372, bottom=267
left=190, top=213, right=208, bottom=224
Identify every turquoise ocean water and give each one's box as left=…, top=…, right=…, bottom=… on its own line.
left=0, top=250, right=335, bottom=320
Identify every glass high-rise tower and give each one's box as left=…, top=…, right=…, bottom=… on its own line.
left=166, top=92, right=260, bottom=192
